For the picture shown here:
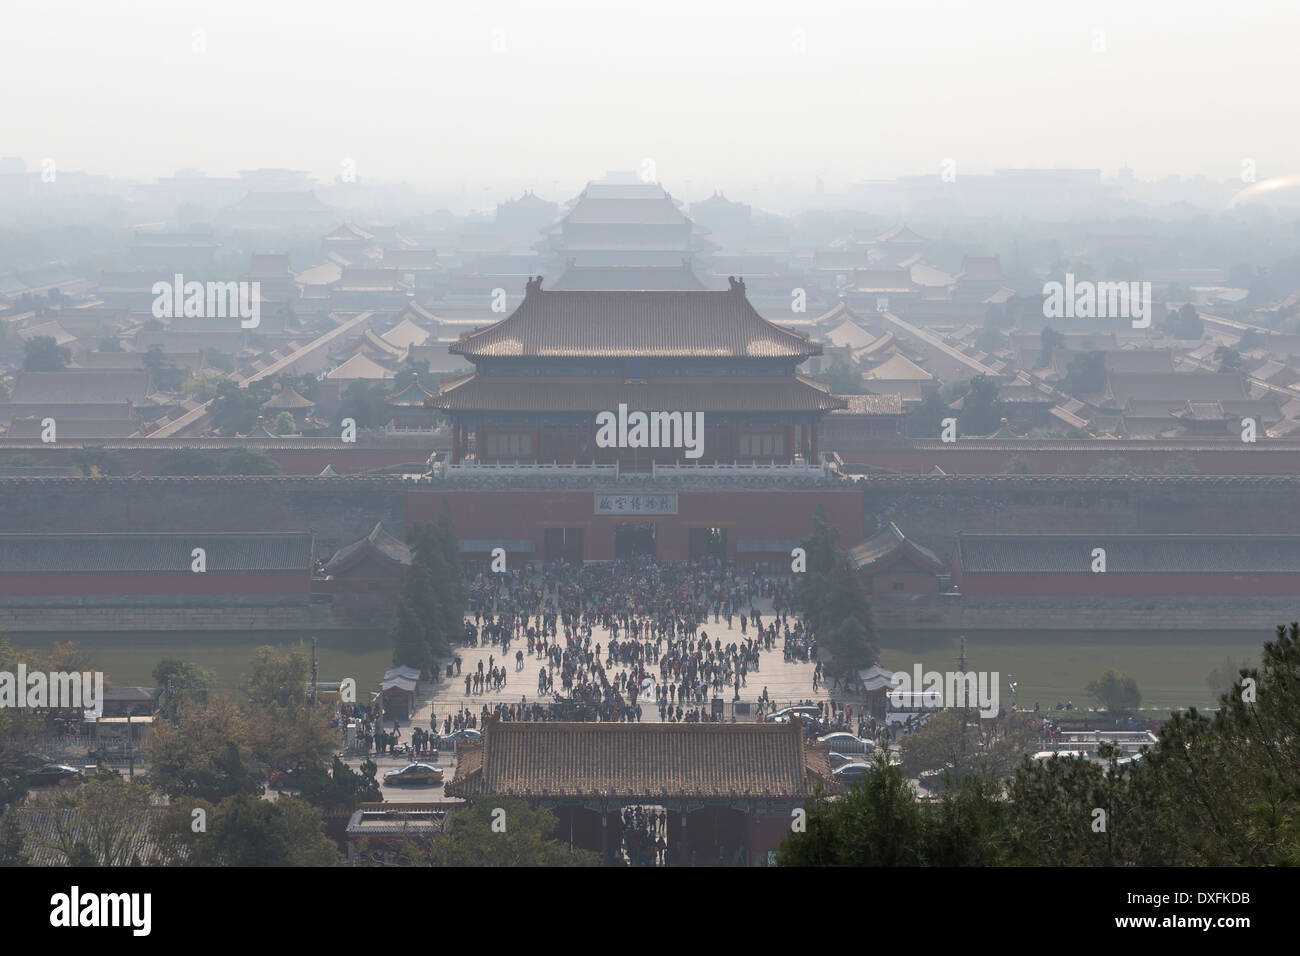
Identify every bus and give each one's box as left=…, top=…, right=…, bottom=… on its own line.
left=885, top=690, right=942, bottom=727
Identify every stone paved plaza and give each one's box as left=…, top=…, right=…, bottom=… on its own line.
left=410, top=597, right=842, bottom=731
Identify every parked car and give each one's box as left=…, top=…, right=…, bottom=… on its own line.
left=826, top=751, right=854, bottom=768
left=383, top=763, right=445, bottom=786
left=832, top=763, right=874, bottom=784
left=769, top=706, right=822, bottom=725
left=440, top=729, right=482, bottom=748
left=27, top=764, right=84, bottom=787
left=817, top=732, right=876, bottom=755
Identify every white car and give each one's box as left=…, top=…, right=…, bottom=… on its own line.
left=769, top=706, right=822, bottom=725
left=817, top=732, right=876, bottom=754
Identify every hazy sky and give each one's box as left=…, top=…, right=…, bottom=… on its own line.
left=4, top=0, right=1297, bottom=195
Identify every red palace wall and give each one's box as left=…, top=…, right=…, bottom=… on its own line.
left=953, top=573, right=1300, bottom=597
left=837, top=441, right=1300, bottom=476
left=0, top=572, right=311, bottom=597
left=406, top=488, right=864, bottom=564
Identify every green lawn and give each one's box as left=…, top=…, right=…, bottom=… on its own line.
left=878, top=629, right=1266, bottom=715
left=7, top=630, right=394, bottom=698
left=6, top=626, right=1269, bottom=716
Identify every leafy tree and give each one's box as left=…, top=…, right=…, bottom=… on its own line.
left=1205, top=656, right=1252, bottom=693
left=1085, top=669, right=1141, bottom=712
left=778, top=754, right=924, bottom=866
left=145, top=696, right=263, bottom=802
left=1004, top=747, right=1139, bottom=865
left=97, top=337, right=124, bottom=352
left=823, top=359, right=866, bottom=395
left=209, top=380, right=272, bottom=435
left=793, top=509, right=876, bottom=683
left=959, top=374, right=1002, bottom=436
left=245, top=702, right=339, bottom=776
left=1133, top=623, right=1300, bottom=865
left=974, top=326, right=1004, bottom=354
left=22, top=335, right=70, bottom=371
left=778, top=624, right=1300, bottom=867
left=1214, top=346, right=1243, bottom=373
left=244, top=645, right=311, bottom=710
left=296, top=756, right=381, bottom=812
left=899, top=708, right=1036, bottom=780
left=425, top=798, right=598, bottom=867
left=338, top=381, right=386, bottom=429
left=152, top=658, right=216, bottom=712
left=25, top=775, right=161, bottom=866
left=272, top=411, right=296, bottom=435
left=906, top=391, right=950, bottom=438
left=1167, top=303, right=1204, bottom=340
left=142, top=346, right=185, bottom=391
left=163, top=793, right=340, bottom=866
left=183, top=369, right=228, bottom=402
left=1036, top=327, right=1066, bottom=369
left=203, top=347, right=235, bottom=373
left=0, top=807, right=26, bottom=866
left=395, top=505, right=468, bottom=668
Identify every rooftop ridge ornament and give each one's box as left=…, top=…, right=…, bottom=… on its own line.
left=525, top=275, right=544, bottom=296
left=728, top=275, right=745, bottom=294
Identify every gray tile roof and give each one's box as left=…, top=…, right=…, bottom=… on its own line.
left=450, top=281, right=820, bottom=359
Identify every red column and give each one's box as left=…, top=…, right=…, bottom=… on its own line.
left=452, top=424, right=461, bottom=464
left=811, top=426, right=819, bottom=464
left=679, top=807, right=689, bottom=865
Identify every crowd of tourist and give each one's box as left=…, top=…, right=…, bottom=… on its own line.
left=456, top=557, right=821, bottom=724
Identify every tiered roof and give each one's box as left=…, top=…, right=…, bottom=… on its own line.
left=446, top=720, right=834, bottom=799
left=449, top=277, right=820, bottom=360
left=430, top=374, right=844, bottom=414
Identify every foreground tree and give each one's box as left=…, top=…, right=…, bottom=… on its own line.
left=26, top=775, right=162, bottom=866
left=145, top=696, right=263, bottom=802
left=162, top=793, right=340, bottom=866
left=423, top=798, right=598, bottom=867
left=22, top=335, right=69, bottom=371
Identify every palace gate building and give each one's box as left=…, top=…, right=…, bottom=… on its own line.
left=446, top=719, right=837, bottom=865
left=416, top=275, right=863, bottom=565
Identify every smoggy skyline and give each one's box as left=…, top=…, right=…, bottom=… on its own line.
left=4, top=0, right=1297, bottom=196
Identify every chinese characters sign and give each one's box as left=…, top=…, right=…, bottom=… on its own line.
left=594, top=493, right=678, bottom=515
